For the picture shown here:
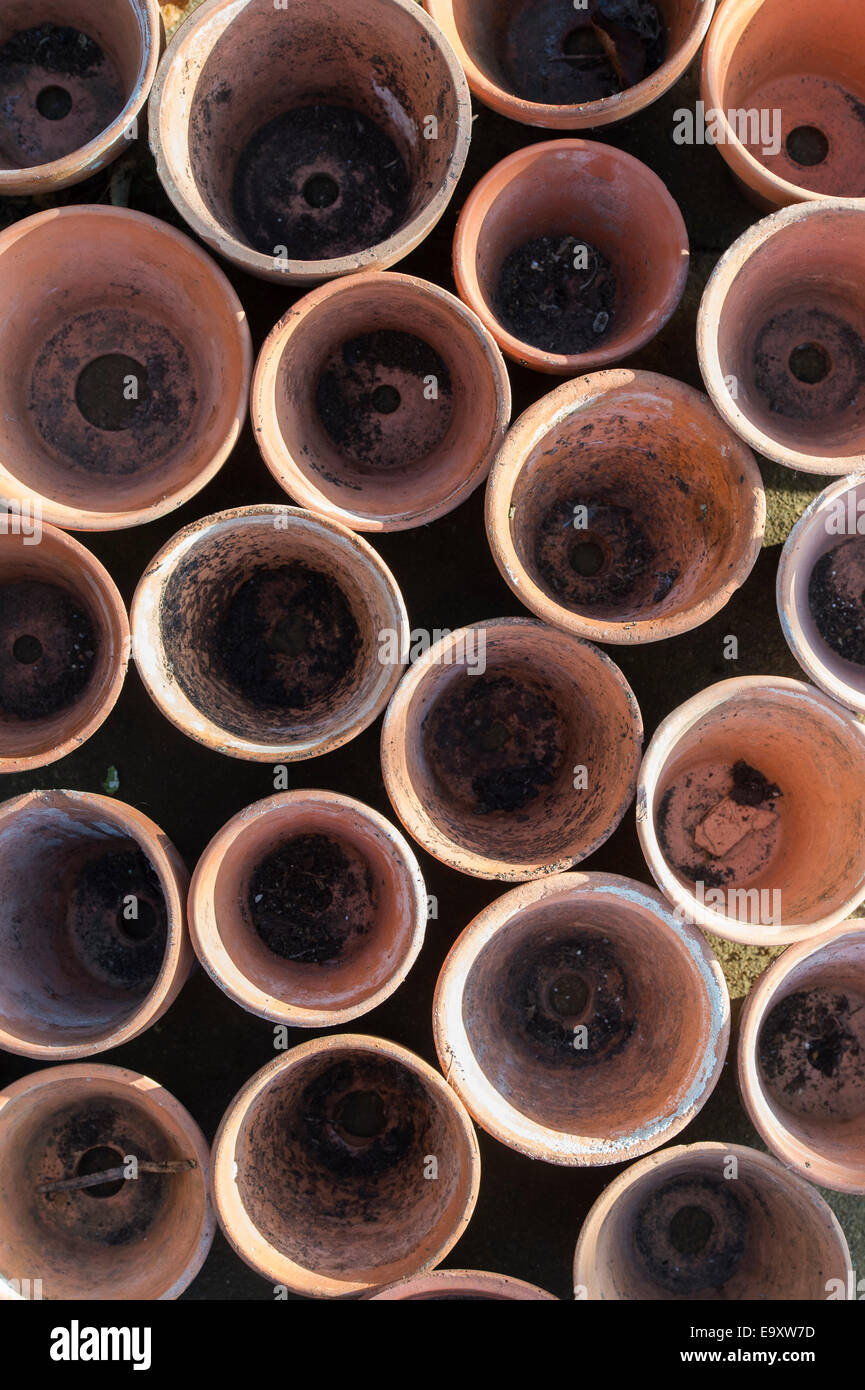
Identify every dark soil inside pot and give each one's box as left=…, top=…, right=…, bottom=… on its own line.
left=656, top=759, right=783, bottom=892
left=0, top=579, right=97, bottom=720
left=809, top=537, right=865, bottom=666
left=503, top=934, right=636, bottom=1064
left=66, top=848, right=169, bottom=994
left=300, top=1056, right=423, bottom=1181
left=248, top=832, right=375, bottom=966
left=634, top=1175, right=747, bottom=1295
left=498, top=0, right=666, bottom=105
left=232, top=104, right=410, bottom=259
left=494, top=234, right=616, bottom=354
left=535, top=495, right=677, bottom=611
left=758, top=985, right=865, bottom=1120
left=752, top=306, right=865, bottom=422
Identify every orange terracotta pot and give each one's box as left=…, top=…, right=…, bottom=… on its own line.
left=0, top=789, right=190, bottom=1060
left=189, top=791, right=427, bottom=1028
left=0, top=520, right=129, bottom=772
left=252, top=272, right=511, bottom=533
left=131, top=505, right=409, bottom=762
left=454, top=140, right=689, bottom=375
left=738, top=923, right=865, bottom=1195
left=149, top=0, right=471, bottom=285
left=0, top=206, right=251, bottom=531
left=697, top=201, right=865, bottom=476
left=573, top=1142, right=851, bottom=1300
left=212, top=1034, right=480, bottom=1298
left=434, top=872, right=729, bottom=1165
left=0, top=0, right=161, bottom=197
left=425, top=0, right=715, bottom=130
left=637, top=677, right=865, bottom=947
left=369, top=1269, right=557, bottom=1299
left=486, top=370, right=765, bottom=643
left=0, top=1063, right=213, bottom=1300
left=380, top=617, right=642, bottom=881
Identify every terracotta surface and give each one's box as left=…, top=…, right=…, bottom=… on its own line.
left=0, top=1063, right=214, bottom=1300
left=0, top=206, right=251, bottom=531
left=425, top=0, right=715, bottom=130
left=697, top=201, right=865, bottom=475
left=434, top=872, right=729, bottom=1165
left=188, top=791, right=427, bottom=1028
left=149, top=0, right=471, bottom=285
left=252, top=272, right=511, bottom=532
left=454, top=140, right=689, bottom=374
left=573, top=1142, right=852, bottom=1299
left=380, top=617, right=643, bottom=881
left=0, top=789, right=191, bottom=1059
left=369, top=1269, right=557, bottom=1299
left=211, top=1034, right=480, bottom=1297
left=131, top=505, right=409, bottom=762
left=487, top=369, right=765, bottom=643
left=0, top=521, right=129, bottom=772
left=637, top=676, right=865, bottom=946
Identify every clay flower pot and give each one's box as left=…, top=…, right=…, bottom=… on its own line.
left=486, top=370, right=765, bottom=643
left=0, top=1, right=161, bottom=197
left=573, top=1142, right=851, bottom=1300
left=637, top=677, right=865, bottom=947
left=697, top=201, right=865, bottom=476
left=434, top=872, right=729, bottom=1165
left=189, top=791, right=427, bottom=1028
left=252, top=272, right=512, bottom=533
left=369, top=1269, right=557, bottom=1300
left=0, top=521, right=129, bottom=772
left=702, top=0, right=865, bottom=210
left=212, top=1034, right=480, bottom=1297
left=777, top=475, right=865, bottom=715
left=0, top=1063, right=213, bottom=1300
left=0, top=206, right=251, bottom=531
left=149, top=0, right=471, bottom=286
left=0, top=789, right=190, bottom=1059
left=738, top=923, right=865, bottom=1195
left=381, top=617, right=642, bottom=881
left=131, top=505, right=409, bottom=762
left=425, top=0, right=715, bottom=131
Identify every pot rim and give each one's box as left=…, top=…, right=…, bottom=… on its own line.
left=368, top=1268, right=558, bottom=1299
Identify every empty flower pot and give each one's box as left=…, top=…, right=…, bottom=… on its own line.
left=637, top=677, right=865, bottom=946
left=702, top=0, right=865, bottom=210
left=131, top=505, right=409, bottom=762
left=434, top=872, right=729, bottom=1165
left=738, top=923, right=865, bottom=1195
left=212, top=1034, right=480, bottom=1297
left=697, top=201, right=865, bottom=476
left=0, top=789, right=190, bottom=1059
left=0, top=0, right=161, bottom=197
left=149, top=0, right=471, bottom=285
left=0, top=205, right=251, bottom=531
left=0, top=520, right=129, bottom=772
left=369, top=1269, right=557, bottom=1299
left=424, top=0, right=715, bottom=130
left=0, top=1063, right=214, bottom=1300
left=486, top=369, right=765, bottom=643
left=777, top=474, right=865, bottom=715
left=252, top=272, right=512, bottom=533
left=381, top=617, right=643, bottom=881
left=189, top=790, right=427, bottom=1028
left=454, top=140, right=688, bottom=375
left=573, top=1141, right=851, bottom=1299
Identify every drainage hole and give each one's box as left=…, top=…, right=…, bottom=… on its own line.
left=36, top=86, right=72, bottom=121
left=789, top=341, right=831, bottom=384
left=337, top=1090, right=386, bottom=1139
left=75, top=354, right=149, bottom=432
left=116, top=898, right=158, bottom=944
left=549, top=971, right=590, bottom=1018
left=371, top=384, right=401, bottom=415
left=12, top=634, right=42, bottom=664
left=669, top=1204, right=715, bottom=1256
left=76, top=1145, right=125, bottom=1198
left=786, top=125, right=829, bottom=167
left=302, top=173, right=339, bottom=209
left=571, top=538, right=606, bottom=576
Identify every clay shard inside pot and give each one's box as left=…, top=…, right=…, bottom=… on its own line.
left=657, top=759, right=783, bottom=894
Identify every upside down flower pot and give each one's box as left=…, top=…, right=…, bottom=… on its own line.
left=369, top=1269, right=557, bottom=1300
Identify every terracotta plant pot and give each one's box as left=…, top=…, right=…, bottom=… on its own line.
left=702, top=0, right=865, bottom=210
left=149, top=0, right=471, bottom=286
left=0, top=0, right=161, bottom=197
left=454, top=140, right=689, bottom=375
left=381, top=617, right=642, bottom=881
left=369, top=1269, right=557, bottom=1300
left=252, top=272, right=512, bottom=533
left=0, top=521, right=129, bottom=772
left=637, top=677, right=865, bottom=947
left=434, top=872, right=729, bottom=1165
left=777, top=474, right=865, bottom=715
left=738, top=923, right=865, bottom=1195
left=573, top=1142, right=851, bottom=1300
left=425, top=0, right=715, bottom=131
left=486, top=370, right=765, bottom=643
left=212, top=1034, right=480, bottom=1297
left=0, top=1063, right=213, bottom=1300
left=131, top=505, right=409, bottom=762
left=0, top=789, right=190, bottom=1059
left=189, top=790, right=427, bottom=1028
left=697, top=201, right=865, bottom=476
left=0, top=206, right=251, bottom=531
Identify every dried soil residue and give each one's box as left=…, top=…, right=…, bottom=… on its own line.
left=758, top=986, right=865, bottom=1119
left=494, top=235, right=616, bottom=355
left=634, top=1175, right=747, bottom=1295
left=0, top=25, right=105, bottom=77
left=506, top=935, right=636, bottom=1064
left=535, top=495, right=677, bottom=612
left=300, top=1056, right=422, bottom=1181
left=500, top=0, right=665, bottom=105
left=249, top=833, right=375, bottom=965
left=0, top=580, right=97, bottom=720
left=66, top=848, right=168, bottom=993
left=809, top=537, right=865, bottom=666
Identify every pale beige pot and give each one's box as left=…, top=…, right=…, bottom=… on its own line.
left=369, top=1269, right=557, bottom=1299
